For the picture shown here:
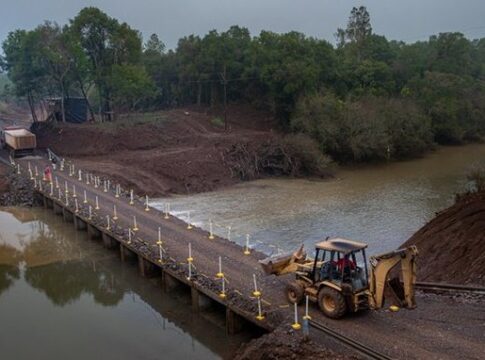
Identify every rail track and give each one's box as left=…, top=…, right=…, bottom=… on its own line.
left=416, top=281, right=485, bottom=295
left=309, top=319, right=393, bottom=360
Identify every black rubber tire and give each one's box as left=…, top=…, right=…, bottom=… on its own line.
left=286, top=281, right=304, bottom=304
left=318, top=287, right=347, bottom=319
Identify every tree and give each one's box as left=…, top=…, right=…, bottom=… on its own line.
left=336, top=6, right=372, bottom=62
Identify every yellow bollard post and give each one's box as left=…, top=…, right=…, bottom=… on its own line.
left=291, top=302, right=301, bottom=330
left=244, top=234, right=251, bottom=255
left=157, top=227, right=163, bottom=263
left=187, top=243, right=193, bottom=280
left=132, top=215, right=139, bottom=231
left=216, top=256, right=224, bottom=278
left=256, top=297, right=265, bottom=321
left=113, top=205, right=118, bottom=220
left=252, top=274, right=261, bottom=297
left=219, top=276, right=226, bottom=299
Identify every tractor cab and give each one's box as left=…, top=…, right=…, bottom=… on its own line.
left=312, top=238, right=369, bottom=291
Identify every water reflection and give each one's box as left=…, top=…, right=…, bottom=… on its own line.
left=0, top=208, right=249, bottom=360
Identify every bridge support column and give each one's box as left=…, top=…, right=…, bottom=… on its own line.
left=226, top=308, right=245, bottom=335
left=45, top=198, right=54, bottom=209
left=163, top=272, right=183, bottom=291
left=102, top=232, right=119, bottom=250
left=87, top=224, right=101, bottom=240
left=138, top=256, right=159, bottom=278
left=74, top=216, right=87, bottom=231
left=53, top=202, right=63, bottom=215
left=62, top=208, right=73, bottom=223
left=191, top=288, right=212, bottom=313
left=120, top=244, right=136, bottom=262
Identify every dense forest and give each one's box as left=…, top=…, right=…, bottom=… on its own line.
left=1, top=6, right=485, bottom=162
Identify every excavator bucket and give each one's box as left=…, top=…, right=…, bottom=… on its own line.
left=259, top=245, right=308, bottom=275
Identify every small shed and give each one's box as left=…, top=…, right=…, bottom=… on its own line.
left=46, top=97, right=89, bottom=123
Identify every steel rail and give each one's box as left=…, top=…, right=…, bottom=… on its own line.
left=309, top=319, right=393, bottom=360
left=415, top=281, right=485, bottom=294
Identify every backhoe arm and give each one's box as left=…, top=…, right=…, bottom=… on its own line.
left=368, top=246, right=418, bottom=310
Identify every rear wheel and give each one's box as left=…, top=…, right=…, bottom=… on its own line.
left=286, top=281, right=304, bottom=304
left=318, top=287, right=347, bottom=319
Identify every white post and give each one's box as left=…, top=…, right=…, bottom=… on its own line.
left=78, top=169, right=82, bottom=181
left=164, top=203, right=170, bottom=219
left=187, top=211, right=192, bottom=229
left=103, top=180, right=107, bottom=193
left=158, top=242, right=163, bottom=263
left=227, top=226, right=231, bottom=241
left=28, top=162, right=31, bottom=172
left=209, top=220, right=214, bottom=239
left=220, top=276, right=226, bottom=298
left=253, top=274, right=261, bottom=297
left=95, top=196, right=99, bottom=210
left=29, top=169, right=33, bottom=180
left=72, top=185, right=77, bottom=198
left=94, top=176, right=98, bottom=188
left=64, top=181, right=68, bottom=194
left=55, top=176, right=59, bottom=189
left=50, top=182, right=54, bottom=196
left=34, top=166, right=39, bottom=177
left=145, top=195, right=149, bottom=211
left=113, top=205, right=118, bottom=220
left=83, top=190, right=87, bottom=204
left=115, top=184, right=120, bottom=198
left=39, top=180, right=43, bottom=191
left=304, top=295, right=311, bottom=320
left=128, top=228, right=132, bottom=244
left=187, top=243, right=193, bottom=280
left=244, top=234, right=251, bottom=255
left=58, top=187, right=62, bottom=199
left=65, top=192, right=69, bottom=206
left=106, top=215, right=110, bottom=230
left=217, top=256, right=224, bottom=278
left=158, top=227, right=162, bottom=244
left=71, top=164, right=75, bottom=177
left=89, top=205, right=92, bottom=219
left=17, top=164, right=20, bottom=175
left=292, top=302, right=301, bottom=330
left=256, top=297, right=264, bottom=320
left=132, top=215, right=138, bottom=231
left=86, top=173, right=90, bottom=185
left=129, top=189, right=134, bottom=205
left=75, top=198, right=79, bottom=213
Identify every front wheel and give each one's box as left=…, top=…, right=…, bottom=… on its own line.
left=318, top=287, right=347, bottom=319
left=286, top=281, right=304, bottom=304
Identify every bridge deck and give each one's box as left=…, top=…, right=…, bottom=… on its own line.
left=16, top=154, right=289, bottom=329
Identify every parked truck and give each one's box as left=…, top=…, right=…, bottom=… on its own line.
left=1, top=126, right=37, bottom=157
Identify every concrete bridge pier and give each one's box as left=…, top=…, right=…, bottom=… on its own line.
left=53, top=202, right=63, bottom=215
left=87, top=224, right=101, bottom=240
left=62, top=208, right=74, bottom=223
left=226, top=308, right=246, bottom=335
left=138, top=256, right=160, bottom=278
left=163, top=272, right=184, bottom=292
left=191, top=287, right=213, bottom=313
left=120, top=244, right=137, bottom=262
left=73, top=216, right=87, bottom=231
left=102, top=232, right=119, bottom=250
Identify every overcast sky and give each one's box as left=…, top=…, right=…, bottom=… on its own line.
left=1, top=0, right=485, bottom=49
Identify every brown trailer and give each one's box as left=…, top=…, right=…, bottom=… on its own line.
left=2, top=128, right=37, bottom=157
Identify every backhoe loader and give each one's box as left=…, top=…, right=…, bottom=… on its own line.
left=260, top=238, right=418, bottom=319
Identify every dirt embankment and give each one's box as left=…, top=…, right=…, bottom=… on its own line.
left=234, top=326, right=355, bottom=360
left=403, top=191, right=485, bottom=286
left=35, top=105, right=329, bottom=197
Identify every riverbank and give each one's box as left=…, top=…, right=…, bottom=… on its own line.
left=0, top=162, right=33, bottom=206
left=34, top=105, right=331, bottom=197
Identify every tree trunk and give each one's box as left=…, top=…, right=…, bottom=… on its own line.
left=27, top=91, right=38, bottom=123
left=60, top=82, right=66, bottom=123
left=77, top=78, right=96, bottom=122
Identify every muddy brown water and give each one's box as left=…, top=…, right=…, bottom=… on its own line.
left=153, top=144, right=485, bottom=256
left=0, top=207, right=251, bottom=360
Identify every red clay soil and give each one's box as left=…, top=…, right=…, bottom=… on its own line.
left=403, top=191, right=485, bottom=286
left=234, top=326, right=356, bottom=360
left=35, top=105, right=283, bottom=196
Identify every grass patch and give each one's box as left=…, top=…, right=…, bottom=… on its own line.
left=210, top=116, right=224, bottom=128
left=92, top=112, right=170, bottom=133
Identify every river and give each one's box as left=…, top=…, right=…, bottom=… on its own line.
left=152, top=144, right=485, bottom=256
left=0, top=207, right=250, bottom=360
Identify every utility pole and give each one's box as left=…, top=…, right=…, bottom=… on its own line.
left=220, top=64, right=228, bottom=131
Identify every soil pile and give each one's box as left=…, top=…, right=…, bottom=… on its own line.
left=403, top=191, right=485, bottom=285
left=35, top=105, right=328, bottom=196
left=234, top=326, right=354, bottom=360
left=0, top=163, right=34, bottom=206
